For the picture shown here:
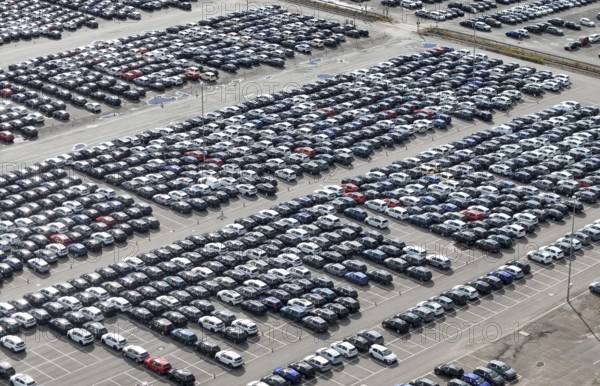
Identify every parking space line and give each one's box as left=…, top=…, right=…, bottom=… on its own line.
left=29, top=348, right=73, bottom=375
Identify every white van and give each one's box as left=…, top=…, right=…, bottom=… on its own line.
left=365, top=199, right=388, bottom=213
left=288, top=266, right=312, bottom=279
left=385, top=207, right=409, bottom=220
left=243, top=279, right=269, bottom=294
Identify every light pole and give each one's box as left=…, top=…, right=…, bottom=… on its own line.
left=566, top=197, right=577, bottom=303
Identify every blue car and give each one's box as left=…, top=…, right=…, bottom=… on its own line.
left=419, top=175, right=441, bottom=185
left=290, top=212, right=314, bottom=224
left=163, top=165, right=183, bottom=175
left=71, top=214, right=92, bottom=225
left=67, top=243, right=87, bottom=256
left=505, top=30, right=523, bottom=39
left=379, top=181, right=395, bottom=191
left=170, top=328, right=198, bottom=345
left=420, top=196, right=438, bottom=205
left=462, top=372, right=491, bottom=386
left=344, top=208, right=368, bottom=221
left=432, top=119, right=448, bottom=129
left=441, top=203, right=460, bottom=212
left=273, top=367, right=302, bottom=385
left=2, top=257, right=22, bottom=271
left=487, top=270, right=513, bottom=285
left=344, top=272, right=369, bottom=286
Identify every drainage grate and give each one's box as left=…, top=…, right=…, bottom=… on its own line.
left=536, top=361, right=545, bottom=368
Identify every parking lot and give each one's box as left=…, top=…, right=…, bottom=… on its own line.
left=0, top=1, right=600, bottom=385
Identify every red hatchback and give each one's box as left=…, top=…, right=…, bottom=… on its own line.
left=294, top=147, right=316, bottom=158
left=0, top=131, right=14, bottom=142
left=96, top=216, right=117, bottom=227
left=144, top=356, right=172, bottom=375
left=461, top=210, right=484, bottom=221
left=383, top=198, right=402, bottom=208
left=49, top=234, right=72, bottom=246
left=204, top=158, right=223, bottom=167
left=344, top=192, right=366, bottom=204
left=184, top=150, right=204, bottom=161
left=341, top=183, right=360, bottom=193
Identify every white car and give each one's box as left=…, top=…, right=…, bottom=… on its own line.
left=386, top=207, right=409, bottom=220
left=231, top=319, right=259, bottom=335
left=315, top=347, right=343, bottom=365
left=9, top=374, right=36, bottom=386
left=12, top=312, right=36, bottom=328
left=122, top=345, right=150, bottom=363
left=589, top=33, right=600, bottom=42
left=1, top=335, right=26, bottom=352
left=80, top=306, right=104, bottom=322
left=498, top=265, right=524, bottom=279
left=84, top=102, right=101, bottom=113
left=67, top=328, right=94, bottom=345
left=416, top=301, right=445, bottom=316
left=215, top=350, right=244, bottom=368
left=540, top=245, right=565, bottom=260
left=581, top=17, right=595, bottom=27
left=217, top=290, right=243, bottom=306
left=452, top=285, right=479, bottom=300
left=237, top=184, right=257, bottom=196
left=28, top=258, right=50, bottom=273
left=369, top=344, right=397, bottom=364
left=365, top=216, right=389, bottom=229
left=101, top=333, right=127, bottom=350
left=330, top=341, right=358, bottom=358
left=107, top=297, right=132, bottom=312
left=85, top=287, right=109, bottom=301
left=199, top=316, right=225, bottom=332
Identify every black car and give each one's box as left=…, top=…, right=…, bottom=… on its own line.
left=167, top=368, right=195, bottom=386
left=473, top=367, right=506, bottom=386
left=82, top=321, right=108, bottom=339
left=149, top=318, right=175, bottom=335
left=405, top=266, right=432, bottom=282
left=48, top=318, right=73, bottom=335
left=288, top=361, right=316, bottom=379
left=240, top=300, right=267, bottom=316
left=221, top=326, right=248, bottom=343
left=434, top=363, right=465, bottom=378
left=0, top=361, right=15, bottom=379
left=343, top=335, right=370, bottom=352
left=381, top=317, right=410, bottom=334
left=193, top=339, right=220, bottom=357
left=440, top=290, right=468, bottom=306
left=506, top=259, right=531, bottom=274
left=466, top=280, right=492, bottom=295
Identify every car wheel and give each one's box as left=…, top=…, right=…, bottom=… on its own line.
left=434, top=369, right=441, bottom=375
left=228, top=362, right=233, bottom=368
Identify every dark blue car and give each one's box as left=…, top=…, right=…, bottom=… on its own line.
left=344, top=208, right=368, bottom=221
left=462, top=372, right=491, bottom=386
left=2, top=257, right=22, bottom=271
left=71, top=214, right=92, bottom=225
left=441, top=203, right=460, bottom=212
left=273, top=367, right=302, bottom=385
left=68, top=243, right=87, bottom=256
left=487, top=270, right=513, bottom=285
left=344, top=272, right=369, bottom=286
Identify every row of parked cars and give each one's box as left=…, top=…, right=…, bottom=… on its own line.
left=457, top=0, right=597, bottom=32
left=0, top=99, right=45, bottom=139
left=0, top=162, right=160, bottom=275
left=56, top=48, right=572, bottom=216
left=2, top=6, right=368, bottom=127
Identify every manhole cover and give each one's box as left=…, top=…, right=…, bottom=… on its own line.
left=536, top=361, right=545, bottom=368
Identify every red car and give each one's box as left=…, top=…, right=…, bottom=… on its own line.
left=184, top=150, right=205, bottom=161
left=344, top=192, right=366, bottom=204
left=0, top=131, right=14, bottom=142
left=0, top=89, right=12, bottom=98
left=144, top=356, right=172, bottom=375
left=204, top=158, right=223, bottom=167
left=96, top=216, right=117, bottom=227
left=461, top=210, right=484, bottom=221
left=294, top=147, right=316, bottom=158
left=184, top=71, right=200, bottom=80
left=49, top=234, right=72, bottom=246
left=341, top=183, right=359, bottom=193
left=383, top=198, right=402, bottom=208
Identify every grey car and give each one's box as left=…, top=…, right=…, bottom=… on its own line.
left=487, top=360, right=517, bottom=381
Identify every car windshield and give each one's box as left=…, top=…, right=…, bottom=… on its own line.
left=381, top=349, right=392, bottom=356
left=475, top=377, right=486, bottom=385
left=498, top=364, right=510, bottom=371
